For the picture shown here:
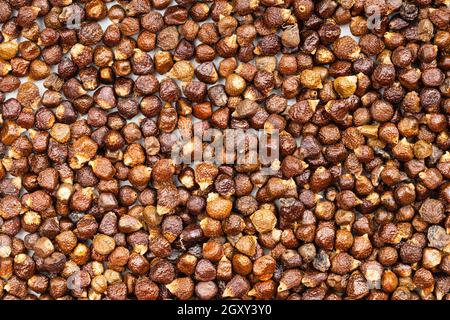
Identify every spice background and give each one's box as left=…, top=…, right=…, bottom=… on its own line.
left=0, top=0, right=450, bottom=301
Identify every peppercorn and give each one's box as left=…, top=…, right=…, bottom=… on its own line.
left=1, top=0, right=450, bottom=302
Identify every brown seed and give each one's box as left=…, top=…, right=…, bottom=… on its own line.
left=334, top=76, right=357, bottom=98
left=253, top=255, right=276, bottom=281
left=250, top=208, right=277, bottom=233
left=92, top=234, right=116, bottom=255
left=278, top=269, right=303, bottom=292
left=222, top=275, right=250, bottom=298
left=0, top=0, right=446, bottom=302
left=235, top=235, right=257, bottom=257
left=346, top=272, right=369, bottom=300
left=134, top=278, right=159, bottom=300
left=166, top=277, right=194, bottom=300
left=206, top=193, right=232, bottom=220
left=419, top=198, right=445, bottom=224
left=0, top=42, right=18, bottom=60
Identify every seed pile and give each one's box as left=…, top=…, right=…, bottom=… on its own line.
left=0, top=0, right=450, bottom=300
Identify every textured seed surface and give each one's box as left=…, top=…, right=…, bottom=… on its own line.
left=0, top=0, right=449, bottom=302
